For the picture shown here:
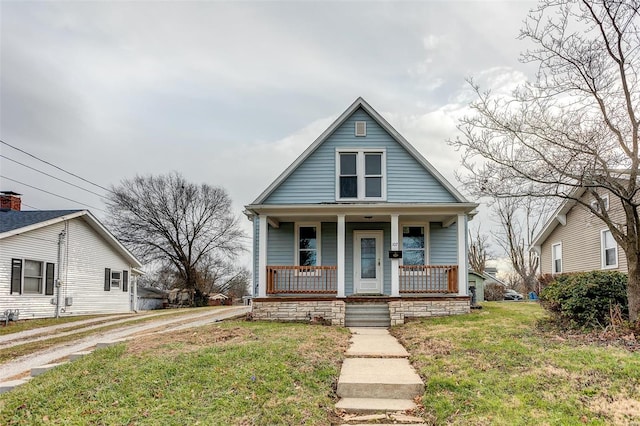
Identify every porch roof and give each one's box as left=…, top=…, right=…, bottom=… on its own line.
left=244, top=202, right=478, bottom=224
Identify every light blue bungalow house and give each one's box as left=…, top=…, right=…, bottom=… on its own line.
left=244, top=98, right=478, bottom=326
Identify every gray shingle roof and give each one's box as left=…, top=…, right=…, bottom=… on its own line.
left=0, top=210, right=82, bottom=234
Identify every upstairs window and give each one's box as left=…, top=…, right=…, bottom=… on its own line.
left=336, top=150, right=386, bottom=201
left=591, top=194, right=609, bottom=213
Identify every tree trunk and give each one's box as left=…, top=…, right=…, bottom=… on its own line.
left=627, top=251, right=640, bottom=323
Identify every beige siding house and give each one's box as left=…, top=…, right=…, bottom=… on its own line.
left=532, top=189, right=627, bottom=275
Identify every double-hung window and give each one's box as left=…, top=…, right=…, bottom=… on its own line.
left=402, top=226, right=426, bottom=265
left=296, top=223, right=321, bottom=270
left=10, top=259, right=55, bottom=295
left=601, top=229, right=618, bottom=269
left=551, top=243, right=562, bottom=274
left=336, top=150, right=386, bottom=200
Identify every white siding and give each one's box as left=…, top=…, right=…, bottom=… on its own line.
left=0, top=217, right=133, bottom=319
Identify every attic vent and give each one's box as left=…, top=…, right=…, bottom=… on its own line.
left=355, top=121, right=366, bottom=137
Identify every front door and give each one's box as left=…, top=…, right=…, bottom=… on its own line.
left=353, top=231, right=383, bottom=294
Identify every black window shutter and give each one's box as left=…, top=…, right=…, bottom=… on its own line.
left=45, top=263, right=55, bottom=295
left=122, top=270, right=129, bottom=292
left=11, top=259, right=22, bottom=294
left=104, top=268, right=111, bottom=291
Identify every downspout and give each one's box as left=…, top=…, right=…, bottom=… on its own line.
left=55, top=229, right=66, bottom=318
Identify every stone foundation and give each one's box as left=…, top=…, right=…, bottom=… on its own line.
left=388, top=299, right=470, bottom=326
left=252, top=299, right=346, bottom=326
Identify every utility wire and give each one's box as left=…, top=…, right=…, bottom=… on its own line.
left=21, top=202, right=41, bottom=210
left=1, top=154, right=107, bottom=199
left=0, top=175, right=107, bottom=213
left=0, top=139, right=114, bottom=194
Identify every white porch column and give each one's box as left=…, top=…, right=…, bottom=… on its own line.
left=258, top=215, right=268, bottom=298
left=337, top=214, right=346, bottom=298
left=391, top=214, right=400, bottom=297
left=457, top=213, right=467, bottom=296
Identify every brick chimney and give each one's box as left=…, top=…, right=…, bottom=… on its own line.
left=0, top=191, right=22, bottom=211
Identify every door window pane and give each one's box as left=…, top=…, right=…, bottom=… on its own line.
left=361, top=238, right=376, bottom=279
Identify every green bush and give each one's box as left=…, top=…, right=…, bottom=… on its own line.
left=539, top=271, right=628, bottom=329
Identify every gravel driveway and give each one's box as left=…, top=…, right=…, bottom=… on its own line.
left=0, top=306, right=249, bottom=383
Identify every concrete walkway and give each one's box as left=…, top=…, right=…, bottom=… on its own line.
left=336, top=327, right=424, bottom=416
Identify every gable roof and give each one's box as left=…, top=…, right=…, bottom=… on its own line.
left=250, top=97, right=469, bottom=205
left=0, top=209, right=143, bottom=268
left=531, top=188, right=587, bottom=250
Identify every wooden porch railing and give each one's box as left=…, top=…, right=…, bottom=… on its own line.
left=266, top=266, right=337, bottom=294
left=399, top=265, right=458, bottom=293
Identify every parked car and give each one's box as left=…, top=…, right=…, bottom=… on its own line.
left=504, top=289, right=524, bottom=301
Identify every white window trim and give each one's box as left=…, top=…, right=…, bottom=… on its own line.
left=551, top=242, right=562, bottom=274
left=335, top=148, right=387, bottom=201
left=295, top=222, right=322, bottom=275
left=399, top=222, right=429, bottom=266
left=111, top=270, right=122, bottom=289
left=22, top=258, right=46, bottom=295
left=600, top=229, right=618, bottom=269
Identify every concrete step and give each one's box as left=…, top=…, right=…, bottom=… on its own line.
left=0, top=378, right=31, bottom=394
left=335, top=397, right=417, bottom=413
left=345, top=304, right=391, bottom=327
left=337, top=358, right=424, bottom=399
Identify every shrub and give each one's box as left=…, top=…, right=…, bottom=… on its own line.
left=484, top=283, right=506, bottom=301
left=539, top=271, right=628, bottom=329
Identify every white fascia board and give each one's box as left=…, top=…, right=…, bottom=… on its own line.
left=0, top=210, right=87, bottom=240
left=245, top=202, right=479, bottom=217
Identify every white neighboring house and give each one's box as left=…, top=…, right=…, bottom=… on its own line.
left=0, top=192, right=143, bottom=319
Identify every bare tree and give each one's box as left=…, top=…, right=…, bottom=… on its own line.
left=452, top=0, right=640, bottom=321
left=105, top=172, right=246, bottom=292
left=468, top=228, right=491, bottom=273
left=493, top=197, right=549, bottom=294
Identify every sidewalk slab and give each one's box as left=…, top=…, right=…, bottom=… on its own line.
left=337, top=358, right=423, bottom=399
left=336, top=397, right=416, bottom=413
left=31, top=362, right=66, bottom=377
left=346, top=328, right=409, bottom=357
left=69, top=351, right=92, bottom=361
left=0, top=378, right=31, bottom=394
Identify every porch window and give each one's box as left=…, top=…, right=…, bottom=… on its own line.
left=552, top=243, right=562, bottom=274
left=336, top=150, right=386, bottom=200
left=296, top=224, right=321, bottom=267
left=402, top=226, right=425, bottom=265
left=601, top=229, right=617, bottom=268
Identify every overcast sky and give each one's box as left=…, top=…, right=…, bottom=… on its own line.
left=1, top=0, right=538, bottom=268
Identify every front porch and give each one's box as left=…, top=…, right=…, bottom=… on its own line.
left=265, top=264, right=459, bottom=295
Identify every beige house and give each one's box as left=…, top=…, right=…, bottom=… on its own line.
left=532, top=189, right=627, bottom=275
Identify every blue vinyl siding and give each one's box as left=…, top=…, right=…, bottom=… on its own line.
left=267, top=222, right=294, bottom=265
left=322, top=222, right=337, bottom=266
left=429, top=222, right=458, bottom=264
left=263, top=108, right=457, bottom=204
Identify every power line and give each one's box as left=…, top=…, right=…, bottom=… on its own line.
left=1, top=154, right=107, bottom=199
left=21, top=202, right=41, bottom=210
left=0, top=175, right=107, bottom=213
left=0, top=139, right=114, bottom=194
